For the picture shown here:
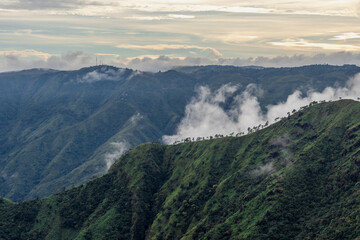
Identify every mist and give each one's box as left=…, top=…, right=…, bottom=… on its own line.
left=104, top=141, right=129, bottom=170
left=163, top=73, right=360, bottom=144
left=78, top=67, right=126, bottom=83
left=251, top=134, right=293, bottom=178
left=251, top=162, right=274, bottom=178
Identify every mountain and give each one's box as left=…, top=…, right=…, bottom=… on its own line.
left=1, top=64, right=359, bottom=201
left=1, top=100, right=360, bottom=239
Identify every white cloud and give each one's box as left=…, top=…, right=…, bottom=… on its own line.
left=2, top=50, right=360, bottom=73
left=162, top=84, right=265, bottom=144
left=265, top=73, right=360, bottom=122
left=251, top=162, right=274, bottom=177
left=205, top=33, right=258, bottom=44
left=330, top=32, right=360, bottom=40
left=0, top=0, right=359, bottom=62
left=270, top=39, right=360, bottom=51
left=125, top=14, right=195, bottom=21
left=125, top=2, right=356, bottom=17
left=168, top=14, right=195, bottom=19
left=163, top=73, right=360, bottom=144
left=0, top=0, right=109, bottom=10
left=0, top=49, right=51, bottom=59
left=77, top=66, right=127, bottom=83
left=116, top=44, right=223, bottom=58
left=130, top=4, right=275, bottom=14
left=113, top=52, right=360, bottom=72
left=129, top=112, right=144, bottom=124
left=104, top=141, right=129, bottom=170
left=1, top=0, right=357, bottom=17
left=0, top=51, right=94, bottom=72
left=115, top=55, right=216, bottom=72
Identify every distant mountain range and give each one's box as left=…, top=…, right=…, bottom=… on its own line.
left=0, top=64, right=359, bottom=201
left=1, top=100, right=360, bottom=239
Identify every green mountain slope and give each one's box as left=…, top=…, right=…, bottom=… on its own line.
left=1, top=100, right=360, bottom=239
left=1, top=64, right=359, bottom=201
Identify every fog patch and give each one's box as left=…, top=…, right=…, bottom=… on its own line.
left=104, top=141, right=129, bottom=170
left=270, top=134, right=293, bottom=165
left=251, top=135, right=293, bottom=178
left=270, top=134, right=291, bottom=148
left=77, top=66, right=127, bottom=83
left=127, top=70, right=141, bottom=80
left=130, top=112, right=143, bottom=124
left=251, top=162, right=274, bottom=178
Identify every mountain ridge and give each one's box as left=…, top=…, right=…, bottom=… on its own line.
left=1, top=64, right=359, bottom=201
left=1, top=100, right=360, bottom=239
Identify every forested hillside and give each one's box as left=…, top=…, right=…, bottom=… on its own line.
left=1, top=100, right=360, bottom=239
left=1, top=64, right=359, bottom=201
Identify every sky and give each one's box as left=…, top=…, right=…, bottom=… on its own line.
left=1, top=0, right=360, bottom=71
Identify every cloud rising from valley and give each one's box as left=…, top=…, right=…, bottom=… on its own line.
left=163, top=73, right=360, bottom=144
left=104, top=141, right=130, bottom=170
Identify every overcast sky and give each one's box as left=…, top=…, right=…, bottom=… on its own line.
left=1, top=0, right=360, bottom=71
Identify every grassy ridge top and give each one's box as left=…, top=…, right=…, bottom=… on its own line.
left=1, top=100, right=360, bottom=239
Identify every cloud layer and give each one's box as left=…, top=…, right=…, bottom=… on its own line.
left=2, top=50, right=360, bottom=73
left=163, top=73, right=360, bottom=144
left=0, top=0, right=359, bottom=67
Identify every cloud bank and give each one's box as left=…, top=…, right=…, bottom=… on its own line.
left=163, top=73, right=360, bottom=144
left=117, top=52, right=360, bottom=72
left=2, top=51, right=360, bottom=73
left=0, top=51, right=95, bottom=72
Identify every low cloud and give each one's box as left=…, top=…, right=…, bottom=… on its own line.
left=251, top=134, right=292, bottom=178
left=129, top=112, right=143, bottom=124
left=270, top=134, right=293, bottom=165
left=162, top=84, right=265, bottom=144
left=77, top=66, right=127, bottom=83
left=270, top=135, right=291, bottom=148
left=2, top=50, right=360, bottom=73
left=115, top=52, right=360, bottom=72
left=116, top=44, right=223, bottom=58
left=0, top=50, right=94, bottom=72
left=163, top=73, right=360, bottom=144
left=117, top=55, right=219, bottom=72
left=104, top=141, right=129, bottom=170
left=251, top=162, right=274, bottom=178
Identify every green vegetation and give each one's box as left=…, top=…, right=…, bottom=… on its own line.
left=1, top=64, right=359, bottom=201
left=1, top=100, right=360, bottom=239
